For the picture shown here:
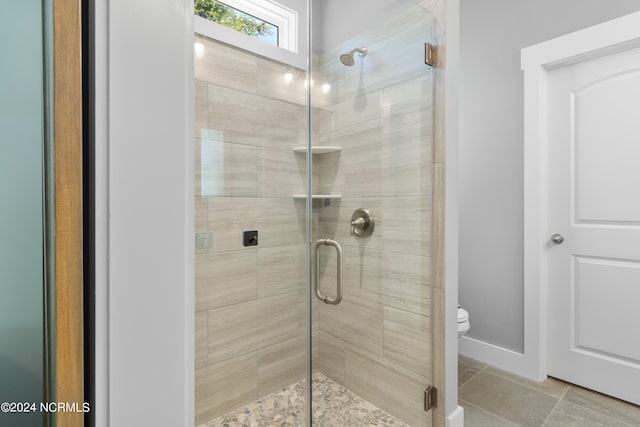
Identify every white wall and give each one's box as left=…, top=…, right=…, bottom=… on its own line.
left=95, top=0, right=194, bottom=426
left=459, top=0, right=640, bottom=353
left=311, top=0, right=422, bottom=52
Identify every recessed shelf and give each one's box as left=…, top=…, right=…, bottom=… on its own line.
left=293, top=147, right=342, bottom=205
left=293, top=194, right=342, bottom=199
left=293, top=146, right=342, bottom=154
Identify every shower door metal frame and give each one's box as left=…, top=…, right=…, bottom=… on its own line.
left=304, top=3, right=314, bottom=425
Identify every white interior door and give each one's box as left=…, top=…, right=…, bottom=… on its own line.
left=547, top=42, right=640, bottom=405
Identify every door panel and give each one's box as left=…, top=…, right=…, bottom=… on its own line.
left=573, top=70, right=640, bottom=224
left=573, top=256, right=640, bottom=361
left=547, top=44, right=640, bottom=404
left=309, top=2, right=436, bottom=425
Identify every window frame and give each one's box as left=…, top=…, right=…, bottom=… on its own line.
left=195, top=0, right=304, bottom=68
left=220, top=0, right=296, bottom=51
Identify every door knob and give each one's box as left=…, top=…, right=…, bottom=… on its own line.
left=550, top=233, right=564, bottom=244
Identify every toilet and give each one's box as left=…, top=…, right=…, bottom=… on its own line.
left=458, top=306, right=470, bottom=337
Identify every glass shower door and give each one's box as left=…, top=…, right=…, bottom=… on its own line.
left=308, top=1, right=436, bottom=425
left=192, top=0, right=438, bottom=425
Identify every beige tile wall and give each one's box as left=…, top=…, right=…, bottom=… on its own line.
left=194, top=35, right=309, bottom=425
left=312, top=3, right=437, bottom=426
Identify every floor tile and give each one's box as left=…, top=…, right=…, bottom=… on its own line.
left=460, top=400, right=518, bottom=427
left=563, top=385, right=640, bottom=426
left=484, top=366, right=569, bottom=398
left=543, top=400, right=630, bottom=427
left=459, top=371, right=559, bottom=427
left=458, top=356, right=640, bottom=427
left=458, top=355, right=486, bottom=387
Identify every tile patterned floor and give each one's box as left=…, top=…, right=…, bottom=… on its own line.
left=201, top=373, right=407, bottom=427
left=459, top=355, right=640, bottom=427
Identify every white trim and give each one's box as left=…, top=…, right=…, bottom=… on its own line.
left=446, top=406, right=465, bottom=427
left=459, top=336, right=535, bottom=379
left=94, top=0, right=109, bottom=424
left=195, top=16, right=305, bottom=69
left=521, top=10, right=640, bottom=382
left=521, top=11, right=640, bottom=71
left=184, top=4, right=196, bottom=426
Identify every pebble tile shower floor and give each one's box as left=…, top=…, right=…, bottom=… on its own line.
left=200, top=373, right=407, bottom=427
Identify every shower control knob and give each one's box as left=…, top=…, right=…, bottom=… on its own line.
left=350, top=208, right=374, bottom=238
left=550, top=233, right=564, bottom=244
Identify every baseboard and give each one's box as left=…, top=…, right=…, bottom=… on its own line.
left=459, top=335, right=541, bottom=381
left=446, top=405, right=464, bottom=427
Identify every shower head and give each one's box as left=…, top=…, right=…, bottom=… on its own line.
left=340, top=53, right=355, bottom=66
left=340, top=47, right=368, bottom=66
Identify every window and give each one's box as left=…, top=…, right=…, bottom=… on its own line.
left=194, top=0, right=297, bottom=53
left=195, top=0, right=279, bottom=47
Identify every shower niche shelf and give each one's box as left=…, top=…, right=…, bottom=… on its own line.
left=293, top=194, right=342, bottom=199
left=293, top=146, right=342, bottom=154
left=293, top=145, right=342, bottom=204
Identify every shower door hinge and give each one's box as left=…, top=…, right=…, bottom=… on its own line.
left=425, top=43, right=436, bottom=67
left=424, top=385, right=437, bottom=412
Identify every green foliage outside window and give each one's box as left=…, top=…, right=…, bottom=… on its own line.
left=195, top=0, right=274, bottom=39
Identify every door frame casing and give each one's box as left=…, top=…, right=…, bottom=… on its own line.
left=521, top=11, right=640, bottom=381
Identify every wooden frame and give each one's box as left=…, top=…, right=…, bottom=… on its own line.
left=54, top=0, right=84, bottom=425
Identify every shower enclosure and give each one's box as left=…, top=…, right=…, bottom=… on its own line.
left=194, top=0, right=442, bottom=425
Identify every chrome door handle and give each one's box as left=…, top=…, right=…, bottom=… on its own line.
left=550, top=233, right=564, bottom=244
left=314, top=239, right=343, bottom=305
